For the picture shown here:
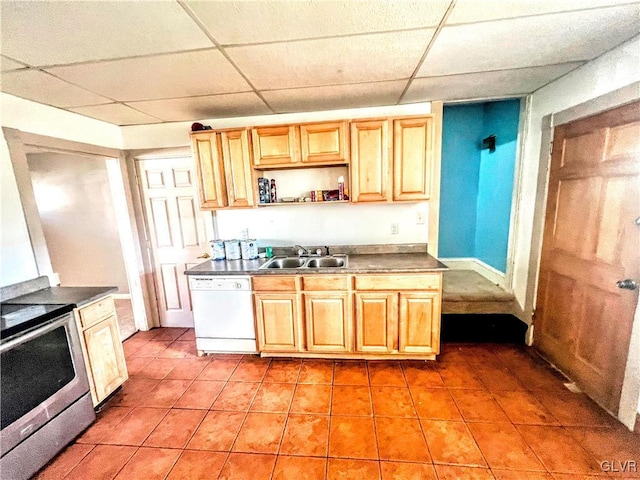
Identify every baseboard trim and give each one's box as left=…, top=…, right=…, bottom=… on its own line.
left=112, top=293, right=132, bottom=300
left=440, top=257, right=507, bottom=288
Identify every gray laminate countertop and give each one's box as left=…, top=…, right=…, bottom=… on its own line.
left=3, top=286, right=118, bottom=307
left=185, top=252, right=447, bottom=276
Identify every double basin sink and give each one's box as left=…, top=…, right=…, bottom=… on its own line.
left=260, top=255, right=348, bottom=270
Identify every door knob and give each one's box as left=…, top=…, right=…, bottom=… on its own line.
left=616, top=279, right=638, bottom=290
left=197, top=252, right=211, bottom=259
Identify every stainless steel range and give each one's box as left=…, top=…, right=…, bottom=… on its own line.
left=0, top=301, right=95, bottom=479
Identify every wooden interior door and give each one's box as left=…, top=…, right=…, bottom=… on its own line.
left=535, top=101, right=640, bottom=413
left=138, top=158, right=208, bottom=327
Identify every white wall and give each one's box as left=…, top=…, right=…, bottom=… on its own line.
left=27, top=152, right=130, bottom=292
left=121, top=102, right=432, bottom=149
left=216, top=202, right=428, bottom=246
left=124, top=102, right=435, bottom=249
left=513, top=34, right=640, bottom=312
left=1, top=93, right=122, bottom=149
left=0, top=130, right=38, bottom=286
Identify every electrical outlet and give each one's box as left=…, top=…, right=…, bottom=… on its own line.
left=391, top=223, right=399, bottom=235
left=416, top=212, right=425, bottom=225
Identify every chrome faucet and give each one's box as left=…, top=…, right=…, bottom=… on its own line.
left=295, top=245, right=327, bottom=257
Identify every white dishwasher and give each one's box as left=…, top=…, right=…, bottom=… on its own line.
left=188, top=275, right=257, bottom=354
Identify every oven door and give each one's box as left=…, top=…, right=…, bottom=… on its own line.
left=0, top=311, right=91, bottom=457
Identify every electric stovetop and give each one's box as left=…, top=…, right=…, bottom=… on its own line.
left=0, top=303, right=75, bottom=341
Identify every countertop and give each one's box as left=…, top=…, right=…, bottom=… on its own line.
left=3, top=286, right=118, bottom=307
left=185, top=252, right=447, bottom=276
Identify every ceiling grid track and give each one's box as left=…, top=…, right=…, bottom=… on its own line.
left=397, top=0, right=457, bottom=105
left=176, top=0, right=277, bottom=114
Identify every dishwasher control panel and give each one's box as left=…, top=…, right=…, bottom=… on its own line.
left=188, top=276, right=251, bottom=291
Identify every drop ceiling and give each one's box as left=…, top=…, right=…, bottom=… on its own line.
left=1, top=0, right=638, bottom=126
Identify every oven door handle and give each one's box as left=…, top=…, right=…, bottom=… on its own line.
left=0, top=312, right=75, bottom=353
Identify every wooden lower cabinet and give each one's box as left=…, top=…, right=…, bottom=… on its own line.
left=354, top=292, right=396, bottom=353
left=254, top=293, right=301, bottom=352
left=76, top=296, right=128, bottom=406
left=253, top=273, right=442, bottom=359
left=398, top=292, right=440, bottom=354
left=304, top=293, right=351, bottom=353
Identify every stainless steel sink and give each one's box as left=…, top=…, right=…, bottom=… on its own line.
left=306, top=256, right=347, bottom=268
left=259, top=255, right=348, bottom=270
left=263, top=257, right=307, bottom=269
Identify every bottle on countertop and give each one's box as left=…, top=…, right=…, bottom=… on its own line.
left=270, top=179, right=277, bottom=203
left=338, top=176, right=345, bottom=201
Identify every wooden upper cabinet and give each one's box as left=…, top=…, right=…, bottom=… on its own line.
left=393, top=117, right=434, bottom=201
left=300, top=121, right=349, bottom=164
left=350, top=120, right=391, bottom=202
left=221, top=129, right=255, bottom=207
left=191, top=131, right=228, bottom=208
left=252, top=125, right=300, bottom=167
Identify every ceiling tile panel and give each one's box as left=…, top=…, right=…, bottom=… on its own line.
left=128, top=92, right=271, bottom=121
left=0, top=69, right=113, bottom=107
left=447, top=0, right=637, bottom=25
left=262, top=81, right=407, bottom=113
left=68, top=104, right=162, bottom=126
left=1, top=56, right=27, bottom=72
left=227, top=29, right=434, bottom=90
left=45, top=50, right=251, bottom=102
left=419, top=5, right=640, bottom=77
left=0, top=1, right=213, bottom=66
left=186, top=0, right=450, bottom=44
left=403, top=63, right=583, bottom=103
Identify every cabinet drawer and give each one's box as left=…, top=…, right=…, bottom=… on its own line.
left=301, top=275, right=349, bottom=291
left=79, top=296, right=115, bottom=328
left=355, top=274, right=440, bottom=291
left=252, top=275, right=298, bottom=292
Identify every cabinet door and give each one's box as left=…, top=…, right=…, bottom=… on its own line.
left=301, top=121, right=349, bottom=164
left=252, top=126, right=300, bottom=167
left=304, top=293, right=351, bottom=352
left=393, top=117, right=434, bottom=201
left=191, top=132, right=227, bottom=208
left=350, top=120, right=391, bottom=202
left=221, top=129, right=255, bottom=207
left=84, top=316, right=128, bottom=404
left=354, top=292, right=397, bottom=353
left=398, top=292, right=440, bottom=354
left=255, top=293, right=301, bottom=352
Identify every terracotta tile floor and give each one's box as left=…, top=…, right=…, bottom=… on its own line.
left=36, top=328, right=640, bottom=480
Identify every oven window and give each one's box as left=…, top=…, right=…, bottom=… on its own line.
left=1, top=326, right=75, bottom=429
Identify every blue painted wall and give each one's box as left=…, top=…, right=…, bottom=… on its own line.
left=439, top=99, right=520, bottom=273
left=438, top=103, right=484, bottom=258
left=475, top=100, right=520, bottom=272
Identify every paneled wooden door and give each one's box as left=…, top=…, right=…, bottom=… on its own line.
left=137, top=158, right=209, bottom=327
left=535, top=101, right=640, bottom=413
